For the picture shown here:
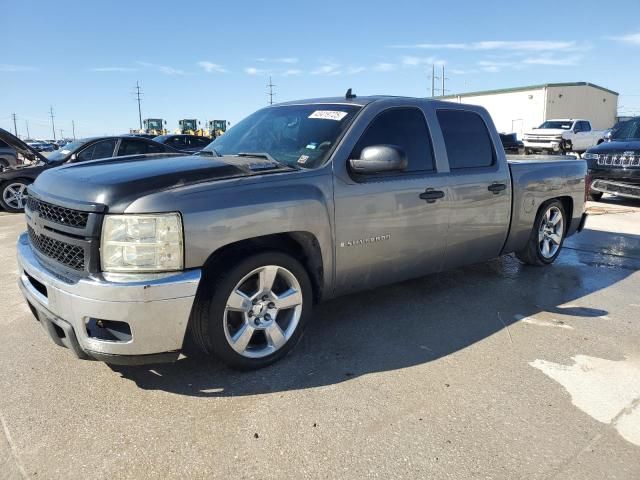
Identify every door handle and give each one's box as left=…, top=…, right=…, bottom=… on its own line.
left=419, top=188, right=445, bottom=203
left=488, top=183, right=507, bottom=194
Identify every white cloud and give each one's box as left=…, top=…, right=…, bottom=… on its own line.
left=0, top=64, right=38, bottom=72
left=257, top=57, right=299, bottom=64
left=391, top=40, right=580, bottom=52
left=522, top=55, right=582, bottom=66
left=90, top=67, right=137, bottom=72
left=311, top=62, right=341, bottom=76
left=347, top=66, right=366, bottom=75
left=607, top=32, right=640, bottom=46
left=244, top=67, right=267, bottom=76
left=197, top=61, right=228, bottom=73
left=401, top=56, right=445, bottom=67
left=373, top=62, right=396, bottom=72
left=281, top=69, right=302, bottom=76
left=137, top=61, right=186, bottom=75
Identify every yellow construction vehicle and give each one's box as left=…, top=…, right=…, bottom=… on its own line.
left=143, top=118, right=167, bottom=136
left=177, top=119, right=202, bottom=135
left=208, top=120, right=229, bottom=138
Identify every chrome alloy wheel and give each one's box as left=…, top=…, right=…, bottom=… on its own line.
left=538, top=205, right=564, bottom=259
left=2, top=182, right=28, bottom=210
left=223, top=265, right=303, bottom=359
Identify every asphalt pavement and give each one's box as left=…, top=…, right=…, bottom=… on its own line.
left=1, top=197, right=639, bottom=479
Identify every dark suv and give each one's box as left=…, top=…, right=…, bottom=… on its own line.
left=584, top=117, right=640, bottom=201
left=0, top=138, right=23, bottom=172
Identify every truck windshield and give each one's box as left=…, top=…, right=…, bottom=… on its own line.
left=201, top=104, right=361, bottom=169
left=538, top=121, right=573, bottom=130
left=611, top=118, right=640, bottom=140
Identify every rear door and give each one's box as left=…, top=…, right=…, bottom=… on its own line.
left=574, top=121, right=592, bottom=150
left=436, top=108, right=511, bottom=269
left=333, top=105, right=451, bottom=294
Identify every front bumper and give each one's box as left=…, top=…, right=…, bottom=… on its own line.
left=523, top=140, right=562, bottom=151
left=17, top=232, right=201, bottom=364
left=591, top=179, right=640, bottom=199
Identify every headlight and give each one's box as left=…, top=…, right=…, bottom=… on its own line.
left=583, top=152, right=599, bottom=160
left=100, top=213, right=184, bottom=272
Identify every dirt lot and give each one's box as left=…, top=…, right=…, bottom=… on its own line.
left=1, top=197, right=640, bottom=479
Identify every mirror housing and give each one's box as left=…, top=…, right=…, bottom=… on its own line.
left=604, top=130, right=613, bottom=141
left=349, top=145, right=407, bottom=174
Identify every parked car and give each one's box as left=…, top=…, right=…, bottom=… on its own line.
left=523, top=119, right=605, bottom=154
left=584, top=116, right=640, bottom=200
left=126, top=133, right=157, bottom=139
left=0, top=131, right=181, bottom=212
left=26, top=141, right=55, bottom=153
left=0, top=138, right=23, bottom=172
left=499, top=133, right=525, bottom=154
left=153, top=134, right=212, bottom=153
left=602, top=119, right=630, bottom=142
left=12, top=95, right=588, bottom=369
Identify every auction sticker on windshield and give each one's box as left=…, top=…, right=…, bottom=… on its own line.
left=308, top=110, right=349, bottom=121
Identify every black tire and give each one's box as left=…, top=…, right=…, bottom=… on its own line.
left=589, top=191, right=603, bottom=201
left=190, top=251, right=313, bottom=370
left=0, top=179, right=31, bottom=213
left=516, top=199, right=566, bottom=266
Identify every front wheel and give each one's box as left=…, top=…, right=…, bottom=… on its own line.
left=0, top=179, right=30, bottom=213
left=516, top=200, right=566, bottom=266
left=190, top=251, right=313, bottom=370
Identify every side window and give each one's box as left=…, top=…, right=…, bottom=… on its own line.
left=146, top=142, right=166, bottom=154
left=351, top=108, right=435, bottom=173
left=76, top=139, right=117, bottom=161
left=573, top=122, right=582, bottom=133
left=581, top=121, right=591, bottom=132
left=436, top=110, right=495, bottom=170
left=118, top=139, right=149, bottom=156
left=169, top=137, right=185, bottom=148
left=193, top=137, right=211, bottom=147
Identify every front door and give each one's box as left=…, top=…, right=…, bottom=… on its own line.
left=333, top=107, right=450, bottom=294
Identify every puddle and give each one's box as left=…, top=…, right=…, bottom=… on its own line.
left=530, top=355, right=640, bottom=447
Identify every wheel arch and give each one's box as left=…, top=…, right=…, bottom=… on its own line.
left=200, top=231, right=325, bottom=303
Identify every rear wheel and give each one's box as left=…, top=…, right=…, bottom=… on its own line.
left=516, top=200, right=566, bottom=266
left=0, top=179, right=30, bottom=213
left=190, top=251, right=313, bottom=370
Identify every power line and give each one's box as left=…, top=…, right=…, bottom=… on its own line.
left=49, top=106, right=56, bottom=141
left=267, top=76, right=276, bottom=105
left=134, top=81, right=143, bottom=130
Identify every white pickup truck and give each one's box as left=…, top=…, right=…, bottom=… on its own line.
left=523, top=119, right=605, bottom=154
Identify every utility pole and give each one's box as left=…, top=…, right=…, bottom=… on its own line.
left=49, top=106, right=56, bottom=141
left=72, top=120, right=76, bottom=140
left=429, top=65, right=440, bottom=98
left=59, top=129, right=64, bottom=139
left=12, top=113, right=18, bottom=137
left=440, top=65, right=449, bottom=97
left=267, top=76, right=276, bottom=105
left=134, top=81, right=143, bottom=130
left=25, top=120, right=30, bottom=139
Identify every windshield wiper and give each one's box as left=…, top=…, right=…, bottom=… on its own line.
left=237, top=152, right=298, bottom=170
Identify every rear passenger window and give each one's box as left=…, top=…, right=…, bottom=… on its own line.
left=437, top=110, right=495, bottom=169
left=352, top=108, right=435, bottom=173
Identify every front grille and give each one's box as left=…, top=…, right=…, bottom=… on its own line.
left=597, top=154, right=640, bottom=167
left=26, top=197, right=89, bottom=228
left=28, top=226, right=86, bottom=271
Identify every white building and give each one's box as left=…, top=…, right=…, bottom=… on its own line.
left=441, top=82, right=618, bottom=138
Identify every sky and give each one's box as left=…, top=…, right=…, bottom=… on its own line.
left=2, top=0, right=640, bottom=139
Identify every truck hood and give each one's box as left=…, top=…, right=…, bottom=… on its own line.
left=0, top=127, right=49, bottom=164
left=30, top=153, right=294, bottom=212
left=524, top=129, right=567, bottom=137
left=588, top=140, right=640, bottom=155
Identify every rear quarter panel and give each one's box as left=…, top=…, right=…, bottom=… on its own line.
left=503, top=156, right=586, bottom=253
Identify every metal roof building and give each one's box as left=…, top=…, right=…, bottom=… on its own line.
left=441, top=82, right=618, bottom=138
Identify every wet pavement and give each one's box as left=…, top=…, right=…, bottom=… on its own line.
left=1, top=197, right=639, bottom=479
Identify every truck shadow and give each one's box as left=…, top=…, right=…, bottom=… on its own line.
left=111, top=228, right=640, bottom=397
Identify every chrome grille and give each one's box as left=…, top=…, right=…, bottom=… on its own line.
left=597, top=154, right=640, bottom=167
left=27, top=226, right=86, bottom=271
left=26, top=197, right=89, bottom=228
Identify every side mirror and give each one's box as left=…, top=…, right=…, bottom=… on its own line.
left=67, top=153, right=78, bottom=163
left=604, top=131, right=613, bottom=141
left=349, top=145, right=407, bottom=174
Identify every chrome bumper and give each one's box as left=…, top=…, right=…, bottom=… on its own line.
left=17, top=232, right=201, bottom=364
left=591, top=179, right=640, bottom=200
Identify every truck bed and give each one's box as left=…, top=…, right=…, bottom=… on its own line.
left=502, top=155, right=587, bottom=254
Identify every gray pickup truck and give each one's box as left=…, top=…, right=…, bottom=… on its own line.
left=9, top=94, right=588, bottom=369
